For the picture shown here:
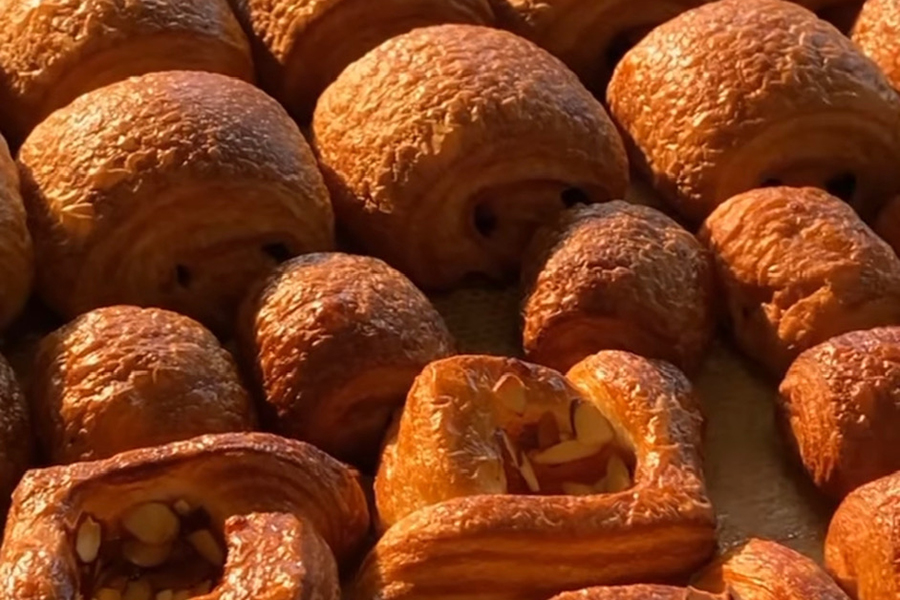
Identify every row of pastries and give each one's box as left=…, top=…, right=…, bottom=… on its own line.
left=0, top=0, right=897, bottom=598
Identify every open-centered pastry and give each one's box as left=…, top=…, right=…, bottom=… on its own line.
left=522, top=201, right=714, bottom=375
left=0, top=0, right=254, bottom=147
left=607, top=0, right=900, bottom=224
left=825, top=471, right=900, bottom=599
left=0, top=133, right=32, bottom=331
left=31, top=305, right=255, bottom=465
left=851, top=0, right=900, bottom=91
left=0, top=352, right=32, bottom=519
left=19, top=70, right=334, bottom=334
left=312, top=24, right=628, bottom=290
left=352, top=350, right=715, bottom=599
left=699, top=186, right=900, bottom=377
left=0, top=432, right=370, bottom=600
left=238, top=252, right=454, bottom=469
left=229, top=0, right=495, bottom=124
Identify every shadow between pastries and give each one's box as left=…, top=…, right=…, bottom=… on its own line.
left=0, top=132, right=31, bottom=331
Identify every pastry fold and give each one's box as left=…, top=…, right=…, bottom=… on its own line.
left=230, top=0, right=495, bottom=123
left=607, top=0, right=900, bottom=224
left=0, top=133, right=31, bottom=330
left=18, top=70, right=334, bottom=334
left=522, top=201, right=714, bottom=374
left=0, top=432, right=370, bottom=600
left=352, top=351, right=715, bottom=600
left=312, top=24, right=628, bottom=290
left=239, top=252, right=454, bottom=469
left=851, top=0, right=900, bottom=90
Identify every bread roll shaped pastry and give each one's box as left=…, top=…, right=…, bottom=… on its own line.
left=0, top=134, right=32, bottom=331
left=851, top=0, right=900, bottom=90
left=699, top=187, right=900, bottom=377
left=352, top=351, right=715, bottom=600
left=19, top=70, right=335, bottom=334
left=238, top=252, right=454, bottom=469
left=0, top=352, right=32, bottom=519
left=0, top=0, right=254, bottom=147
left=0, top=432, right=370, bottom=600
left=313, top=24, right=628, bottom=290
left=607, top=0, right=900, bottom=224
left=522, top=201, right=714, bottom=375
left=31, top=305, right=255, bottom=465
left=825, top=471, right=900, bottom=600
left=229, top=0, right=495, bottom=123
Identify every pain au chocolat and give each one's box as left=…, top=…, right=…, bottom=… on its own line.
left=607, top=0, right=900, bottom=224
left=351, top=351, right=715, bottom=600
left=19, top=70, right=334, bottom=334
left=0, top=352, right=31, bottom=518
left=238, top=252, right=454, bottom=469
left=0, top=432, right=370, bottom=600
left=522, top=201, right=714, bottom=375
left=0, top=133, right=31, bottom=331
left=229, top=0, right=495, bottom=123
left=851, top=0, right=900, bottom=90
left=312, top=24, right=628, bottom=290
left=699, top=187, right=900, bottom=377
left=30, top=306, right=254, bottom=465
left=0, top=0, right=254, bottom=147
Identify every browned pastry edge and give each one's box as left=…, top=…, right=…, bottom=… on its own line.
left=852, top=0, right=900, bottom=91
left=549, top=585, right=725, bottom=600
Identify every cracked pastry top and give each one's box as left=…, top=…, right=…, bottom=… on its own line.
left=852, top=0, right=900, bottom=91
left=312, top=24, right=628, bottom=290
left=0, top=133, right=32, bottom=331
left=18, top=70, right=335, bottom=335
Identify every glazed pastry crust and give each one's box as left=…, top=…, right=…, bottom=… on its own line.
left=239, top=252, right=454, bottom=468
left=19, top=70, right=334, bottom=333
left=230, top=0, right=494, bottom=123
left=0, top=0, right=254, bottom=146
left=0, top=353, right=31, bottom=519
left=31, top=305, right=255, bottom=464
left=852, top=0, right=900, bottom=90
left=313, top=24, right=628, bottom=289
left=825, top=472, right=900, bottom=600
left=354, top=351, right=715, bottom=600
left=0, top=432, right=370, bottom=600
left=522, top=201, right=714, bottom=374
left=699, top=187, right=900, bottom=377
left=607, top=0, right=900, bottom=223
left=0, top=134, right=32, bottom=331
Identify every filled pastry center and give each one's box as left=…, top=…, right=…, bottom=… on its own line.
left=491, top=374, right=635, bottom=496
left=75, top=500, right=226, bottom=600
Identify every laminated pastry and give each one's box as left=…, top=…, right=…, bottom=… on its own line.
left=607, top=0, right=900, bottom=224
left=501, top=0, right=708, bottom=95
left=0, top=133, right=32, bottom=331
left=312, top=24, right=629, bottom=290
left=0, top=432, right=370, bottom=600
left=0, top=352, right=31, bottom=519
left=851, top=0, right=900, bottom=90
left=228, top=0, right=495, bottom=123
left=549, top=586, right=724, bottom=600
left=0, top=0, right=254, bottom=147
left=30, top=305, right=255, bottom=465
left=699, top=187, right=900, bottom=377
left=522, top=201, right=714, bottom=375
left=825, top=471, right=900, bottom=599
left=352, top=351, right=715, bottom=600
left=238, top=252, right=455, bottom=469
left=19, top=70, right=334, bottom=334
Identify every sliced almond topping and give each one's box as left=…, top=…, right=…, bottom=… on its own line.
left=571, top=401, right=614, bottom=448
left=123, top=539, right=172, bottom=568
left=536, top=411, right=561, bottom=449
left=518, top=453, right=540, bottom=492
left=95, top=589, right=122, bottom=600
left=172, top=592, right=191, bottom=600
left=532, top=439, right=600, bottom=465
left=122, top=502, right=180, bottom=545
left=122, top=580, right=152, bottom=600
left=172, top=499, right=192, bottom=516
left=493, top=373, right=527, bottom=414
left=561, top=482, right=595, bottom=496
left=188, top=530, right=226, bottom=566
left=497, top=430, right=519, bottom=466
left=606, top=455, right=632, bottom=492
left=76, top=516, right=102, bottom=563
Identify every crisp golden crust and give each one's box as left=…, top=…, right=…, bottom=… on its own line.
left=551, top=586, right=723, bottom=600
left=238, top=252, right=455, bottom=469
left=699, top=187, right=900, bottom=377
left=312, top=24, right=628, bottom=289
left=522, top=201, right=714, bottom=374
left=852, top=0, right=900, bottom=90
left=607, top=0, right=900, bottom=224
left=0, top=134, right=32, bottom=331
left=31, top=305, right=255, bottom=465
left=0, top=353, right=31, bottom=519
left=19, top=70, right=334, bottom=334
left=354, top=352, right=714, bottom=600
left=0, top=432, right=370, bottom=600
left=825, top=472, right=900, bottom=600
left=229, top=0, right=494, bottom=123
left=0, top=0, right=254, bottom=147
left=693, top=539, right=851, bottom=600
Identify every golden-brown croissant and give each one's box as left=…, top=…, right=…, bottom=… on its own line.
left=19, top=70, right=335, bottom=334
left=607, top=0, right=900, bottom=224
left=0, top=352, right=31, bottom=519
left=851, top=0, right=900, bottom=91
left=825, top=471, right=900, bottom=599
left=0, top=432, right=370, bottom=600
left=699, top=187, right=900, bottom=377
left=0, top=133, right=32, bottom=331
left=0, top=0, right=254, bottom=147
left=30, top=305, right=255, bottom=465
left=522, top=201, right=714, bottom=375
left=352, top=351, right=715, bottom=600
left=550, top=586, right=723, bottom=600
left=238, top=252, right=455, bottom=469
left=229, top=0, right=495, bottom=124
left=312, top=24, right=628, bottom=290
